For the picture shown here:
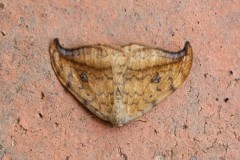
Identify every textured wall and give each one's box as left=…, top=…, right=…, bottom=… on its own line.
left=0, top=0, right=239, bottom=159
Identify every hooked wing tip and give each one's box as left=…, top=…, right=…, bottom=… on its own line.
left=165, top=41, right=192, bottom=59
left=53, top=38, right=59, bottom=43
left=51, top=38, right=74, bottom=56
left=185, top=41, right=193, bottom=57
left=185, top=41, right=190, bottom=46
left=184, top=41, right=192, bottom=52
left=53, top=38, right=60, bottom=48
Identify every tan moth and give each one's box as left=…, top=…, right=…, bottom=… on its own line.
left=49, top=38, right=193, bottom=126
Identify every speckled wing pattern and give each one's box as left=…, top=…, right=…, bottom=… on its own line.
left=49, top=38, right=193, bottom=126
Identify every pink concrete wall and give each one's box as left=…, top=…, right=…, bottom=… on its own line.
left=0, top=0, right=239, bottom=159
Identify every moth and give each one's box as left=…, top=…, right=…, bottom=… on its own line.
left=49, top=38, right=193, bottom=126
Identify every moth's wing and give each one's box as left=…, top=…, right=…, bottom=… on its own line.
left=49, top=39, right=120, bottom=122
left=122, top=42, right=193, bottom=122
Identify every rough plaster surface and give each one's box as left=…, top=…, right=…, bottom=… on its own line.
left=0, top=0, right=239, bottom=160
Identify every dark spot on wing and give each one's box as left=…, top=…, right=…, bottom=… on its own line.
left=168, top=77, right=176, bottom=92
left=80, top=73, right=88, bottom=82
left=151, top=100, right=158, bottom=107
left=156, top=87, right=162, bottom=91
left=151, top=73, right=161, bottom=83
left=66, top=81, right=71, bottom=88
left=170, top=84, right=176, bottom=92
left=82, top=99, right=89, bottom=106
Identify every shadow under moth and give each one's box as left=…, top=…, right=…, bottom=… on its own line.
left=49, top=38, right=193, bottom=126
